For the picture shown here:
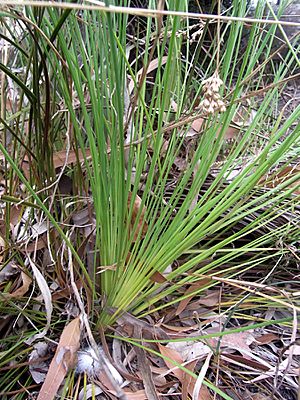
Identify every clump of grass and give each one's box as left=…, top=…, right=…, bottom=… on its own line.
left=0, top=0, right=299, bottom=398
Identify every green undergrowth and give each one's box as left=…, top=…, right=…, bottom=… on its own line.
left=0, top=0, right=299, bottom=398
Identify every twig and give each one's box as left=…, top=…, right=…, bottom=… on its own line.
left=211, top=276, right=300, bottom=312
left=216, top=0, right=221, bottom=73
left=1, top=1, right=300, bottom=28
left=232, top=72, right=300, bottom=103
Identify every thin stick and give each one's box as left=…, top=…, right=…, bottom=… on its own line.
left=216, top=0, right=221, bottom=73
left=1, top=1, right=300, bottom=28
left=232, top=72, right=300, bottom=103
left=211, top=276, right=300, bottom=312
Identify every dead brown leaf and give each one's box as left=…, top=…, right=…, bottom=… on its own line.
left=28, top=149, right=91, bottom=170
left=25, top=233, right=49, bottom=252
left=135, top=333, right=160, bottom=400
left=191, top=104, right=253, bottom=141
left=158, top=344, right=184, bottom=381
left=149, top=271, right=168, bottom=283
left=191, top=116, right=241, bottom=140
left=207, top=330, right=255, bottom=359
left=182, top=359, right=197, bottom=400
left=37, top=317, right=81, bottom=400
left=51, top=280, right=83, bottom=301
left=255, top=333, right=279, bottom=345
left=259, top=166, right=300, bottom=195
left=166, top=341, right=211, bottom=362
left=194, top=385, right=212, bottom=400
left=250, top=394, right=272, bottom=400
left=123, top=389, right=148, bottom=400
left=128, top=56, right=168, bottom=94
left=158, top=344, right=212, bottom=400
left=109, top=308, right=169, bottom=340
left=0, top=263, right=19, bottom=283
left=175, top=282, right=216, bottom=316
left=191, top=117, right=204, bottom=132
left=128, top=192, right=148, bottom=241
left=224, top=354, right=269, bottom=371
left=162, top=324, right=201, bottom=334
left=29, top=342, right=50, bottom=384
left=9, top=205, right=23, bottom=226
left=22, top=149, right=92, bottom=179
left=6, top=271, right=32, bottom=298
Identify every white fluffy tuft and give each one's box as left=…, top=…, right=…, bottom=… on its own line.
left=76, top=346, right=123, bottom=384
left=76, top=347, right=100, bottom=376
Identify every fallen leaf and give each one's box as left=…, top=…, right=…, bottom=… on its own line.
left=255, top=333, right=278, bottom=345
left=124, top=389, right=148, bottom=400
left=191, top=117, right=204, bottom=132
left=197, top=291, right=220, bottom=307
left=166, top=341, right=210, bottom=362
left=7, top=271, right=32, bottom=298
left=151, top=369, right=167, bottom=387
left=194, top=385, right=212, bottom=400
left=57, top=174, right=73, bottom=195
left=191, top=104, right=253, bottom=141
left=9, top=205, right=23, bottom=226
left=0, top=262, right=19, bottom=282
left=25, top=256, right=53, bottom=344
left=175, top=281, right=214, bottom=316
left=248, top=357, right=293, bottom=384
left=158, top=344, right=184, bottom=381
left=207, top=330, right=255, bottom=360
left=51, top=280, right=83, bottom=301
left=251, top=394, right=272, bottom=400
left=109, top=308, right=169, bottom=340
left=29, top=342, right=49, bottom=384
left=182, top=359, right=197, bottom=400
left=286, top=344, right=300, bottom=356
left=223, top=354, right=269, bottom=372
left=135, top=332, right=160, bottom=400
left=128, top=192, right=148, bottom=241
left=72, top=207, right=94, bottom=227
left=26, top=233, right=49, bottom=252
left=37, top=317, right=81, bottom=400
left=30, top=221, right=50, bottom=239
left=192, top=352, right=213, bottom=400
left=191, top=116, right=238, bottom=139
left=162, top=324, right=200, bottom=334
left=23, top=149, right=92, bottom=173
left=158, top=344, right=212, bottom=400
left=259, top=166, right=300, bottom=195
left=128, top=56, right=168, bottom=94
left=149, top=271, right=168, bottom=283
